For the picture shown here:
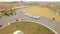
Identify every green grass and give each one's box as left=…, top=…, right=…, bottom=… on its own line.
left=0, top=21, right=55, bottom=34
left=51, top=5, right=60, bottom=12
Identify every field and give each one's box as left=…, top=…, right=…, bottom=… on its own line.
left=25, top=5, right=60, bottom=22
left=0, top=2, right=30, bottom=7
left=0, top=21, right=55, bottom=34
left=0, top=2, right=20, bottom=7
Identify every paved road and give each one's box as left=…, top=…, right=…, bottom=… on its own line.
left=0, top=6, right=60, bottom=34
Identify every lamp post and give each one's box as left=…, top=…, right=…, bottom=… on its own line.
left=56, top=9, right=59, bottom=16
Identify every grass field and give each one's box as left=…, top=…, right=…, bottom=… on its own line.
left=0, top=2, right=30, bottom=7
left=25, top=6, right=60, bottom=22
left=0, top=21, right=55, bottom=34
left=0, top=2, right=18, bottom=7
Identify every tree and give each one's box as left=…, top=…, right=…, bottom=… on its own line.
left=4, top=12, right=9, bottom=16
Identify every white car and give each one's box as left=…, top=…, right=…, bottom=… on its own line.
left=24, top=13, right=40, bottom=19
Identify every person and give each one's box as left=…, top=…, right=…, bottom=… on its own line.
left=0, top=16, right=2, bottom=18
left=16, top=19, right=18, bottom=21
left=14, top=12, right=16, bottom=15
left=52, top=18, right=55, bottom=21
left=0, top=23, right=2, bottom=27
left=22, top=19, right=23, bottom=21
left=56, top=10, right=59, bottom=16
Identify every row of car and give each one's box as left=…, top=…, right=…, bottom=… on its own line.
left=24, top=13, right=40, bottom=19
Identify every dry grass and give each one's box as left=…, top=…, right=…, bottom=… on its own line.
left=0, top=21, right=55, bottom=34
left=25, top=6, right=60, bottom=22
left=0, top=2, right=29, bottom=7
left=0, top=2, right=17, bottom=7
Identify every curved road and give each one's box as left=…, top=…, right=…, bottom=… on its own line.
left=0, top=6, right=60, bottom=34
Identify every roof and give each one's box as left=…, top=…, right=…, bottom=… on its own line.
left=0, top=6, right=15, bottom=11
left=4, top=6, right=15, bottom=9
